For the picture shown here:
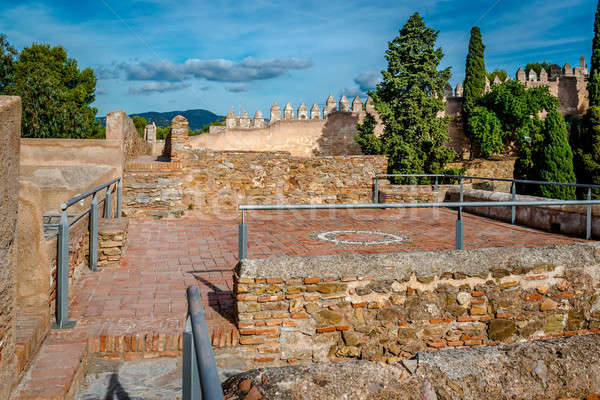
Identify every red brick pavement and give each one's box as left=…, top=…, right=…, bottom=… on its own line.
left=14, top=208, right=586, bottom=398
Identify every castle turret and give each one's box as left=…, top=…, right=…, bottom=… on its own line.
left=253, top=110, right=265, bottom=128
left=239, top=110, right=250, bottom=128
left=226, top=109, right=237, bottom=128
left=270, top=103, right=281, bottom=123
left=365, top=97, right=375, bottom=113
left=455, top=83, right=463, bottom=97
left=324, top=95, right=337, bottom=118
left=528, top=69, right=537, bottom=82
left=351, top=96, right=362, bottom=113
left=516, top=68, right=526, bottom=83
left=539, top=68, right=548, bottom=83
left=493, top=76, right=501, bottom=85
left=563, top=63, right=573, bottom=75
left=297, top=103, right=308, bottom=120
left=284, top=102, right=294, bottom=119
left=310, top=104, right=321, bottom=120
left=339, top=95, right=350, bottom=112
left=581, top=55, right=586, bottom=69
left=485, top=77, right=491, bottom=93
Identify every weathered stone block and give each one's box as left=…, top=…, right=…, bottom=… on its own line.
left=488, top=319, right=516, bottom=341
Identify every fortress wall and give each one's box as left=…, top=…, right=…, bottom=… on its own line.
left=0, top=96, right=20, bottom=399
left=234, top=243, right=600, bottom=368
left=122, top=152, right=387, bottom=218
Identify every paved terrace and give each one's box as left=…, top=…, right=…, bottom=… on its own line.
left=14, top=208, right=586, bottom=399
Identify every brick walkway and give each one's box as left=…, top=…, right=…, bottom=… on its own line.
left=14, top=209, right=586, bottom=399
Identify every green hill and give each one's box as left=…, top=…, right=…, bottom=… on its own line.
left=98, top=109, right=223, bottom=131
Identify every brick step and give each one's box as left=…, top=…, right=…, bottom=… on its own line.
left=13, top=339, right=87, bottom=400
left=14, top=307, right=50, bottom=381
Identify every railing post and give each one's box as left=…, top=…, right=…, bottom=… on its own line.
left=434, top=176, right=439, bottom=193
left=587, top=188, right=592, bottom=240
left=511, top=181, right=516, bottom=224
left=239, top=211, right=247, bottom=260
left=104, top=185, right=112, bottom=218
left=116, top=179, right=122, bottom=218
left=89, top=193, right=99, bottom=272
left=374, top=177, right=379, bottom=204
left=53, top=207, right=75, bottom=329
left=456, top=177, right=464, bottom=250
left=183, top=315, right=201, bottom=400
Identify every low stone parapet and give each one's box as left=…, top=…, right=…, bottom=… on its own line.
left=234, top=243, right=600, bottom=367
left=98, top=218, right=128, bottom=268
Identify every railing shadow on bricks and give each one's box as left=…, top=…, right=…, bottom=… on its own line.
left=237, top=196, right=600, bottom=260
left=373, top=174, right=600, bottom=240
left=43, top=177, right=122, bottom=329
left=183, top=285, right=225, bottom=400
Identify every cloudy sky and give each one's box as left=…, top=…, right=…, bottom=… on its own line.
left=0, top=0, right=595, bottom=117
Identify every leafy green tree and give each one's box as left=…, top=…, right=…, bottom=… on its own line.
left=0, top=34, right=17, bottom=94
left=8, top=43, right=101, bottom=138
left=463, top=27, right=486, bottom=104
left=465, top=106, right=503, bottom=157
left=525, top=62, right=551, bottom=76
left=132, top=116, right=147, bottom=138
left=463, top=26, right=487, bottom=157
left=589, top=0, right=600, bottom=107
left=354, top=112, right=382, bottom=155
left=537, top=110, right=577, bottom=199
left=355, top=13, right=455, bottom=181
left=577, top=106, right=600, bottom=198
left=487, top=69, right=508, bottom=83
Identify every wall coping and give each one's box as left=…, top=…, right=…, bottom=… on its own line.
left=238, top=242, right=600, bottom=280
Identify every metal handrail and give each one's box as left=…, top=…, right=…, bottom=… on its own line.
left=52, top=177, right=122, bottom=329
left=237, top=198, right=600, bottom=260
left=183, top=285, right=225, bottom=400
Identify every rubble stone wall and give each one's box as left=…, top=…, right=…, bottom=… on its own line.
left=123, top=152, right=387, bottom=217
left=234, top=243, right=600, bottom=368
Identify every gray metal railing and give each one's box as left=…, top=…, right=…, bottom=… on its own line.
left=183, top=285, right=225, bottom=400
left=51, top=177, right=122, bottom=329
left=237, top=198, right=600, bottom=260
left=373, top=174, right=600, bottom=239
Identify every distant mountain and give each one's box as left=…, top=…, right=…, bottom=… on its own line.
left=97, top=109, right=223, bottom=131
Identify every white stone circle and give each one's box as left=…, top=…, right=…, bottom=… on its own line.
left=310, top=230, right=410, bottom=246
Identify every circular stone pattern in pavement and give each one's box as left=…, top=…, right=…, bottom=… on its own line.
left=311, top=230, right=410, bottom=246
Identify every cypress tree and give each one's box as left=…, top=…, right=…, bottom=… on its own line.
left=463, top=27, right=486, bottom=104
left=537, top=110, right=577, bottom=199
left=578, top=106, right=600, bottom=198
left=589, top=0, right=600, bottom=107
left=355, top=13, right=455, bottom=181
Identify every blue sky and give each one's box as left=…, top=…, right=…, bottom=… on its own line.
left=0, top=0, right=596, bottom=117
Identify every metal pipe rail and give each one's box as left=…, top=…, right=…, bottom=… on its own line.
left=52, top=177, right=122, bottom=329
left=183, top=285, right=225, bottom=400
left=372, top=173, right=600, bottom=237
left=237, top=199, right=600, bottom=261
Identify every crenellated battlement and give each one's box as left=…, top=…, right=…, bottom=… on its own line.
left=223, top=94, right=367, bottom=129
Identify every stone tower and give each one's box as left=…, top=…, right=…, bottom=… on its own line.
left=528, top=69, right=537, bottom=82
left=539, top=68, right=548, bottom=83
left=455, top=83, right=463, bottom=97
left=339, top=95, right=350, bottom=112
left=297, top=103, right=308, bottom=120
left=516, top=68, right=526, bottom=83
left=239, top=110, right=251, bottom=128
left=144, top=122, right=156, bottom=141
left=226, top=109, right=236, bottom=128
left=365, top=97, right=375, bottom=113
left=324, top=95, right=337, bottom=118
left=253, top=110, right=265, bottom=128
left=284, top=103, right=294, bottom=119
left=352, top=96, right=362, bottom=113
left=310, top=104, right=321, bottom=120
left=270, top=103, right=281, bottom=123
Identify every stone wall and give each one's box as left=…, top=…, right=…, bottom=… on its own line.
left=97, top=218, right=128, bottom=269
left=0, top=96, right=21, bottom=399
left=222, top=335, right=600, bottom=399
left=123, top=152, right=386, bottom=217
left=123, top=117, right=387, bottom=217
left=446, top=188, right=600, bottom=239
left=105, top=110, right=152, bottom=161
left=234, top=243, right=600, bottom=367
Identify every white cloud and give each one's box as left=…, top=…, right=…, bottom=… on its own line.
left=128, top=81, right=191, bottom=95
